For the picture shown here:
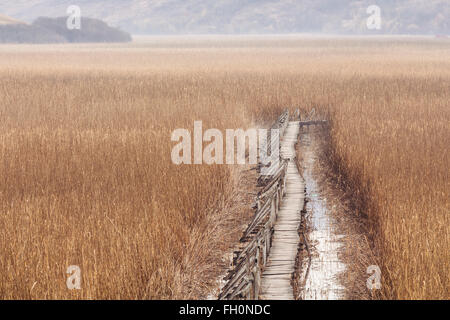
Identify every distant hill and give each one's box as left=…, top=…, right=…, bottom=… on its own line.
left=0, top=0, right=448, bottom=35
left=0, top=14, right=26, bottom=25
left=0, top=16, right=132, bottom=43
left=0, top=24, right=66, bottom=43
left=33, top=17, right=132, bottom=42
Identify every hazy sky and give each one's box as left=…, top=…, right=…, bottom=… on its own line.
left=0, top=0, right=448, bottom=35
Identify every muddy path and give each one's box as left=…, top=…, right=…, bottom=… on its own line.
left=294, top=126, right=376, bottom=300
left=295, top=126, right=346, bottom=299
left=215, top=118, right=376, bottom=300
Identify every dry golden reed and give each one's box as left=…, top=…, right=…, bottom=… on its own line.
left=0, top=37, right=448, bottom=299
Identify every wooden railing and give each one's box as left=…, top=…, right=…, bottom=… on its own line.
left=257, top=110, right=289, bottom=185
left=219, top=110, right=291, bottom=300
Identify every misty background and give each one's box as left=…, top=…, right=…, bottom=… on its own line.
left=0, top=0, right=449, bottom=35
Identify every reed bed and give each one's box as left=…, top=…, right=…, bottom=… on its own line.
left=0, top=37, right=448, bottom=299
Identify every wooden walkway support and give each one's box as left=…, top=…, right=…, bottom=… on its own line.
left=299, top=120, right=328, bottom=127
left=259, top=121, right=304, bottom=300
left=219, top=111, right=291, bottom=300
left=219, top=110, right=325, bottom=300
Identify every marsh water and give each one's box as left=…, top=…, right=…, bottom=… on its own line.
left=298, top=130, right=346, bottom=300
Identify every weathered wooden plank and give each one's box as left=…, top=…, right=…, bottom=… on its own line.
left=299, top=120, right=328, bottom=126
left=220, top=113, right=306, bottom=301
left=260, top=121, right=303, bottom=301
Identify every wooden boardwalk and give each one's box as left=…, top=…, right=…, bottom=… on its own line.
left=260, top=121, right=304, bottom=300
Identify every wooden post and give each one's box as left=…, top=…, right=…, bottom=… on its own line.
left=274, top=193, right=279, bottom=216
left=270, top=197, right=276, bottom=225
left=262, top=236, right=267, bottom=265
left=278, top=184, right=282, bottom=210
left=244, top=275, right=252, bottom=300
left=253, top=265, right=261, bottom=299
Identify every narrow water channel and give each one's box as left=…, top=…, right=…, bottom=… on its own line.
left=297, top=129, right=346, bottom=300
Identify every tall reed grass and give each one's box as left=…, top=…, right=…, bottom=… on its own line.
left=0, top=37, right=448, bottom=299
